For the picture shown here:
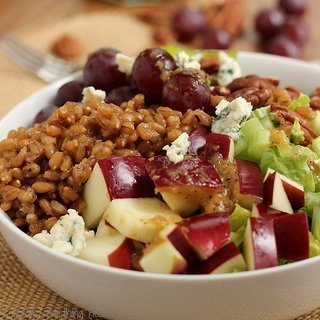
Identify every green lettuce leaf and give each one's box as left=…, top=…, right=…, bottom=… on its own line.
left=309, top=232, right=320, bottom=257
left=162, top=44, right=238, bottom=59
left=230, top=204, right=251, bottom=247
left=303, top=192, right=320, bottom=217
left=289, top=93, right=310, bottom=111
left=260, top=147, right=315, bottom=192
left=290, top=117, right=305, bottom=145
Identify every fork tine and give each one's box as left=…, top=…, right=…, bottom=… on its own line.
left=1, top=33, right=45, bottom=68
left=0, top=33, right=78, bottom=82
left=0, top=44, right=43, bottom=72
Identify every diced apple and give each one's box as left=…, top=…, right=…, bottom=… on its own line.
left=251, top=203, right=288, bottom=220
left=146, top=155, right=223, bottom=216
left=188, top=126, right=208, bottom=154
left=264, top=168, right=304, bottom=210
left=105, top=197, right=182, bottom=243
left=78, top=233, right=134, bottom=269
left=173, top=213, right=231, bottom=260
left=243, top=217, right=278, bottom=270
left=235, top=159, right=263, bottom=210
left=263, top=171, right=293, bottom=213
left=140, top=225, right=187, bottom=274
left=273, top=212, right=309, bottom=261
left=194, top=242, right=247, bottom=274
left=82, top=156, right=155, bottom=229
left=96, top=219, right=117, bottom=237
left=278, top=175, right=304, bottom=210
left=204, top=133, right=234, bottom=162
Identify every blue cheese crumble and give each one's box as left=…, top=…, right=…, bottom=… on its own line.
left=174, top=51, right=201, bottom=70
left=217, top=51, right=242, bottom=87
left=115, top=53, right=135, bottom=76
left=82, top=86, right=106, bottom=104
left=211, top=97, right=252, bottom=140
left=33, top=209, right=94, bottom=257
left=163, top=132, right=191, bottom=164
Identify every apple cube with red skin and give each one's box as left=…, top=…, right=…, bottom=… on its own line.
left=140, top=225, right=188, bottom=274
left=83, top=156, right=155, bottom=229
left=194, top=242, right=247, bottom=274
left=264, top=168, right=304, bottom=210
left=204, top=133, right=234, bottom=162
left=251, top=204, right=288, bottom=220
left=263, top=171, right=293, bottom=213
left=188, top=126, right=208, bottom=154
left=78, top=232, right=135, bottom=269
left=235, top=159, right=263, bottom=210
left=172, top=212, right=231, bottom=260
left=243, top=217, right=278, bottom=270
left=146, top=155, right=223, bottom=216
left=273, top=212, right=309, bottom=261
left=104, top=197, right=181, bottom=244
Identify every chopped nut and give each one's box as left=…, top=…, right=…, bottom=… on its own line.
left=51, top=34, right=84, bottom=60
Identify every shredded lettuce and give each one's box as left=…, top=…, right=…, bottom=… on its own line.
left=290, top=117, right=305, bottom=145
left=230, top=204, right=251, bottom=247
left=311, top=111, right=320, bottom=135
left=289, top=93, right=310, bottom=111
left=235, top=118, right=270, bottom=163
left=309, top=232, right=320, bottom=257
left=303, top=192, right=320, bottom=217
left=251, top=106, right=275, bottom=130
left=260, top=147, right=315, bottom=192
left=162, top=44, right=238, bottom=60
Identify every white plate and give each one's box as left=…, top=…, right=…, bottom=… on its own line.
left=1, top=52, right=320, bottom=320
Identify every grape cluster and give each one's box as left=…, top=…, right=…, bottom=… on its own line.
left=171, top=7, right=231, bottom=50
left=255, top=0, right=309, bottom=58
left=35, top=47, right=211, bottom=123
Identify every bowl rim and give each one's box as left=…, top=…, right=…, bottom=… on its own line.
left=1, top=51, right=320, bottom=282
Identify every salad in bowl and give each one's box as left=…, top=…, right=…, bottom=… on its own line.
left=1, top=46, right=320, bottom=277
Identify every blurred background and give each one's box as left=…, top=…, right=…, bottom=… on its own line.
left=0, top=0, right=318, bottom=115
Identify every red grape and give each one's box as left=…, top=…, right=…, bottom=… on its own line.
left=105, top=86, right=139, bottom=105
left=255, top=8, right=286, bottom=38
left=171, top=7, right=206, bottom=41
left=202, top=28, right=231, bottom=50
left=131, top=48, right=177, bottom=102
left=279, top=0, right=308, bottom=16
left=162, top=69, right=210, bottom=114
left=54, top=80, right=84, bottom=106
left=279, top=20, right=309, bottom=46
left=83, top=48, right=128, bottom=92
left=33, top=105, right=56, bottom=124
left=266, top=35, right=301, bottom=58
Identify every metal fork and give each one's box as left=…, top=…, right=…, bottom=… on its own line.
left=0, top=33, right=79, bottom=82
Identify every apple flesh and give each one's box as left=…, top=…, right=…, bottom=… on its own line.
left=194, top=242, right=247, bottom=274
left=78, top=233, right=134, bottom=269
left=235, top=159, right=263, bottom=210
left=204, top=133, right=234, bottom=162
left=82, top=156, right=155, bottom=229
left=251, top=204, right=288, bottom=220
left=273, top=212, right=309, bottom=261
left=140, top=225, right=187, bottom=274
left=263, top=171, right=293, bottom=213
left=264, top=168, right=304, bottom=210
left=243, top=217, right=278, bottom=270
left=188, top=126, right=208, bottom=154
left=146, top=155, right=223, bottom=216
left=104, top=197, right=182, bottom=244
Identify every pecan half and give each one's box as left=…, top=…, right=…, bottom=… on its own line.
left=270, top=103, right=318, bottom=145
left=228, top=75, right=277, bottom=92
left=229, top=87, right=273, bottom=108
left=51, top=34, right=84, bottom=60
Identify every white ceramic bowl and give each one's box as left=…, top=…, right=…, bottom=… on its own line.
left=1, top=52, right=320, bottom=320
